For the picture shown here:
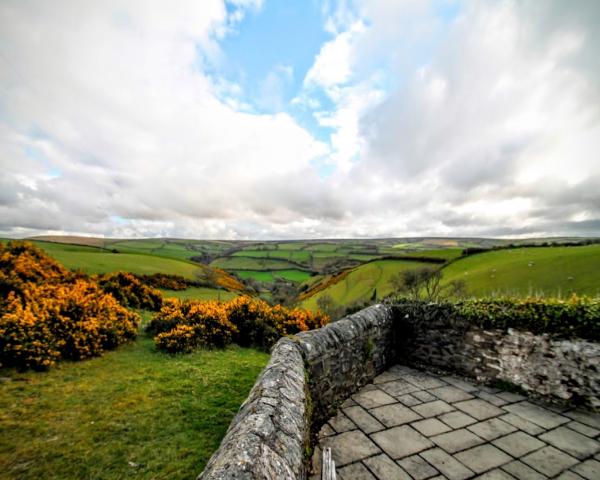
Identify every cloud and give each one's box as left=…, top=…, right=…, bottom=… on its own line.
left=1, top=0, right=599, bottom=239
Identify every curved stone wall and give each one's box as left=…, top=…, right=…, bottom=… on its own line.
left=199, top=302, right=599, bottom=479
left=198, top=304, right=395, bottom=480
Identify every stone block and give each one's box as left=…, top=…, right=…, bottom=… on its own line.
left=521, top=446, right=579, bottom=477
left=455, top=444, right=512, bottom=474
left=454, top=399, right=504, bottom=420
left=353, top=387, right=397, bottom=409
left=343, top=405, right=384, bottom=434
left=467, top=417, right=517, bottom=441
left=321, top=430, right=381, bottom=467
left=565, top=410, right=600, bottom=430
left=430, top=385, right=474, bottom=403
left=567, top=421, right=600, bottom=438
left=572, top=459, right=600, bottom=480
left=419, top=448, right=473, bottom=480
left=501, top=460, right=545, bottom=480
left=328, top=411, right=356, bottom=433
left=380, top=379, right=420, bottom=397
left=338, top=462, right=377, bottom=480
left=363, top=454, right=412, bottom=480
left=476, top=469, right=516, bottom=480
left=413, top=390, right=437, bottom=402
left=539, top=426, right=600, bottom=460
left=412, top=400, right=455, bottom=418
left=492, top=431, right=546, bottom=457
left=500, top=413, right=545, bottom=436
left=398, top=393, right=422, bottom=407
left=397, top=455, right=439, bottom=480
left=431, top=428, right=484, bottom=454
left=371, top=403, right=422, bottom=427
left=371, top=425, right=434, bottom=459
left=412, top=418, right=452, bottom=437
left=504, top=401, right=569, bottom=429
left=438, top=411, right=477, bottom=429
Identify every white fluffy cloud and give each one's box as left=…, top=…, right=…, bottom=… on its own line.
left=1, top=0, right=599, bottom=239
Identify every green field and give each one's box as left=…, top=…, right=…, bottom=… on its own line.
left=0, top=324, right=268, bottom=480
left=302, top=259, right=430, bottom=311
left=234, top=269, right=313, bottom=283
left=31, top=241, right=205, bottom=279
left=160, top=287, right=238, bottom=302
left=210, top=256, right=298, bottom=271
left=441, top=245, right=600, bottom=298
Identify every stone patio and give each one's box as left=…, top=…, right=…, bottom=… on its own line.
left=311, top=365, right=600, bottom=480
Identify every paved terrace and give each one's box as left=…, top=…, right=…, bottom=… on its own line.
left=311, top=365, right=600, bottom=480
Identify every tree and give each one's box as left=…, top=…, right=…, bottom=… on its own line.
left=388, top=266, right=443, bottom=302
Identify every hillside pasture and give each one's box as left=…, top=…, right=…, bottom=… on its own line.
left=302, top=259, right=430, bottom=311
left=441, top=245, right=600, bottom=298
left=160, top=287, right=238, bottom=302
left=210, top=256, right=299, bottom=271
left=32, top=241, right=206, bottom=279
left=0, top=330, right=267, bottom=480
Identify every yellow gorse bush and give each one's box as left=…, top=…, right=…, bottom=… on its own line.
left=0, top=242, right=140, bottom=370
left=149, top=295, right=329, bottom=353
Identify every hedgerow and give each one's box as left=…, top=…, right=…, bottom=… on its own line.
left=0, top=242, right=140, bottom=370
left=148, top=296, right=329, bottom=353
left=392, top=296, right=600, bottom=341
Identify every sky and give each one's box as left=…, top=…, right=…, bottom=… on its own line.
left=1, top=0, right=599, bottom=240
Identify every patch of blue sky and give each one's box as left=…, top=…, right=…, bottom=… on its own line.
left=110, top=215, right=128, bottom=225
left=23, top=144, right=61, bottom=178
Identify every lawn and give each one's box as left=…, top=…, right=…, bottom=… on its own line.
left=441, top=245, right=600, bottom=297
left=210, top=256, right=298, bottom=271
left=0, top=327, right=268, bottom=480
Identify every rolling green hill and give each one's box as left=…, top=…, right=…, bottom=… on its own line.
left=301, top=259, right=431, bottom=311
left=441, top=245, right=600, bottom=298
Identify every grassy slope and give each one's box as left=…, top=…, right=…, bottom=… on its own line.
left=234, top=269, right=313, bottom=283
left=441, top=245, right=600, bottom=297
left=160, top=287, right=238, bottom=302
left=302, top=259, right=429, bottom=311
left=31, top=241, right=204, bottom=279
left=0, top=330, right=268, bottom=480
left=210, top=256, right=299, bottom=271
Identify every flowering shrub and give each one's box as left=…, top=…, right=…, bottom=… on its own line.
left=150, top=295, right=329, bottom=353
left=136, top=273, right=190, bottom=291
left=97, top=272, right=163, bottom=311
left=0, top=242, right=140, bottom=370
left=149, top=299, right=237, bottom=350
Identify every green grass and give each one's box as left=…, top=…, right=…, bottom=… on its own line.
left=234, top=269, right=313, bottom=284
left=302, top=259, right=430, bottom=311
left=160, top=287, right=238, bottom=302
left=210, top=256, right=298, bottom=271
left=404, top=248, right=463, bottom=261
left=0, top=330, right=268, bottom=480
left=441, top=245, right=600, bottom=297
left=32, top=241, right=205, bottom=279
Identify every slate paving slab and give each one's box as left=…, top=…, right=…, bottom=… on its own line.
left=371, top=425, right=434, bottom=459
left=467, top=417, right=517, bottom=441
left=454, top=398, right=504, bottom=420
left=343, top=405, right=384, bottom=434
left=521, top=446, right=579, bottom=477
left=321, top=430, right=381, bottom=466
left=420, top=448, right=473, bottom=480
left=412, top=399, right=455, bottom=418
left=371, top=402, right=422, bottom=427
left=501, top=460, right=546, bottom=480
left=353, top=387, right=397, bottom=409
left=539, top=426, right=600, bottom=459
left=454, top=444, right=512, bottom=473
left=313, top=365, right=600, bottom=480
left=398, top=454, right=440, bottom=480
left=363, top=453, right=412, bottom=480
left=504, top=401, right=570, bottom=429
left=492, top=431, right=546, bottom=457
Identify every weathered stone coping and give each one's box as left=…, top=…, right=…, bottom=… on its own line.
left=198, top=304, right=395, bottom=479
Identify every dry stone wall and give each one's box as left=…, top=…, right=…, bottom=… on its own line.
left=198, top=304, right=395, bottom=480
left=394, top=304, right=600, bottom=409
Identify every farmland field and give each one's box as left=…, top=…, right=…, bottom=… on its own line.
left=441, top=244, right=600, bottom=298
left=301, top=259, right=431, bottom=311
